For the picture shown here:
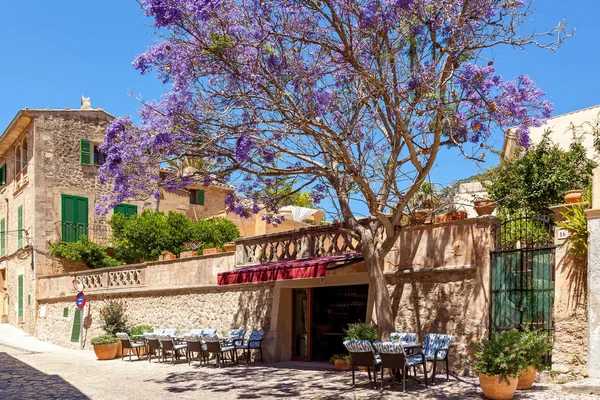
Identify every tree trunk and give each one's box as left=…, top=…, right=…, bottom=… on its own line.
left=361, top=236, right=395, bottom=341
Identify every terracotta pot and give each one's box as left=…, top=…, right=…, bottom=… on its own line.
left=334, top=359, right=351, bottom=371
left=223, top=242, right=236, bottom=252
left=414, top=209, right=433, bottom=224
left=116, top=339, right=122, bottom=357
left=564, top=190, right=584, bottom=205
left=517, top=366, right=537, bottom=390
left=479, top=373, right=518, bottom=400
left=93, top=342, right=118, bottom=360
left=474, top=200, right=496, bottom=216
left=203, top=247, right=223, bottom=256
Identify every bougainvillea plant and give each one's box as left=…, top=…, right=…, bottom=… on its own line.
left=98, top=0, right=569, bottom=337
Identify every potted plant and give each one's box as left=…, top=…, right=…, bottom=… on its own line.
left=474, top=330, right=525, bottom=400
left=564, top=189, right=584, bottom=204
left=329, top=354, right=351, bottom=371
left=474, top=198, right=496, bottom=216
left=91, top=334, right=119, bottom=360
left=410, top=182, right=441, bottom=224
left=344, top=322, right=380, bottom=372
left=223, top=242, right=236, bottom=252
left=435, top=206, right=468, bottom=223
left=98, top=297, right=128, bottom=357
left=516, top=330, right=552, bottom=390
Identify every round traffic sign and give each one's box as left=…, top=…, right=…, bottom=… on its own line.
left=75, top=292, right=86, bottom=309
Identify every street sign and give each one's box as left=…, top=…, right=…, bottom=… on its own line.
left=75, top=292, right=86, bottom=309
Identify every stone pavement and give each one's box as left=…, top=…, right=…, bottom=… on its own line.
left=0, top=325, right=599, bottom=399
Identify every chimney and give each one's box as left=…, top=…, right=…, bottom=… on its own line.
left=80, top=96, right=92, bottom=110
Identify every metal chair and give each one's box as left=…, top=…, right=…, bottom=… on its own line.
left=116, top=332, right=146, bottom=361
left=237, top=330, right=264, bottom=363
left=157, top=334, right=187, bottom=364
left=143, top=333, right=162, bottom=363
left=226, top=329, right=246, bottom=346
left=373, top=341, right=428, bottom=392
left=203, top=335, right=236, bottom=367
left=184, top=334, right=206, bottom=365
left=390, top=332, right=418, bottom=343
left=343, top=340, right=380, bottom=389
left=423, top=333, right=454, bottom=383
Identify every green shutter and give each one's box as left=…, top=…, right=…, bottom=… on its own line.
left=70, top=308, right=82, bottom=343
left=1, top=218, right=5, bottom=257
left=0, top=164, right=6, bottom=185
left=196, top=190, right=205, bottom=206
left=61, top=195, right=89, bottom=243
left=17, top=205, right=22, bottom=248
left=17, top=274, right=23, bottom=318
left=114, top=204, right=137, bottom=218
left=28, top=294, right=31, bottom=305
left=63, top=307, right=69, bottom=318
left=80, top=140, right=92, bottom=165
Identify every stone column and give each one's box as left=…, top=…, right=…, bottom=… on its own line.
left=587, top=210, right=600, bottom=378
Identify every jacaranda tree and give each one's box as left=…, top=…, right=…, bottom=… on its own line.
left=99, top=0, right=569, bottom=337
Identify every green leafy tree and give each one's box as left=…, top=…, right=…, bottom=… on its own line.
left=108, top=211, right=240, bottom=263
left=487, top=133, right=596, bottom=214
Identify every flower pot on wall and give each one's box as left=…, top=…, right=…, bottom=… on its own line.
left=479, top=373, right=518, bottom=400
left=474, top=200, right=496, bottom=216
left=93, top=342, right=118, bottom=360
left=516, top=366, right=536, bottom=390
left=223, top=242, right=236, bottom=252
left=414, top=209, right=433, bottom=224
left=564, top=190, right=584, bottom=204
left=203, top=247, right=223, bottom=256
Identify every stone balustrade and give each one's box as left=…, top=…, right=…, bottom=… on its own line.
left=234, top=223, right=360, bottom=266
left=73, top=266, right=146, bottom=291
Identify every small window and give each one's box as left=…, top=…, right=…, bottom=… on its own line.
left=63, top=307, right=69, bottom=318
left=190, top=189, right=205, bottom=206
left=114, top=204, right=137, bottom=218
left=28, top=294, right=31, bottom=305
left=93, top=145, right=107, bottom=166
left=0, top=164, right=6, bottom=186
left=80, top=140, right=106, bottom=166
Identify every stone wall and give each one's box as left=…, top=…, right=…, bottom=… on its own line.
left=551, top=205, right=588, bottom=381
left=36, top=283, right=274, bottom=351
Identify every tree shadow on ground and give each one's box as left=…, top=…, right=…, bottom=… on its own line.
left=0, top=352, right=89, bottom=400
left=143, top=361, right=521, bottom=399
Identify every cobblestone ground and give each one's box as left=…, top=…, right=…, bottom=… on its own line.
left=0, top=344, right=598, bottom=400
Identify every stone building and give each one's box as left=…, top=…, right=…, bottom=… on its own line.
left=0, top=102, right=317, bottom=333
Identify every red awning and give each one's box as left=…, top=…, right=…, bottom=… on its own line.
left=217, top=253, right=362, bottom=285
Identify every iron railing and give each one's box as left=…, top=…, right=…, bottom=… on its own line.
left=56, top=221, right=112, bottom=246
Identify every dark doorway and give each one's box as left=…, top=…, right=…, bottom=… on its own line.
left=311, top=284, right=369, bottom=361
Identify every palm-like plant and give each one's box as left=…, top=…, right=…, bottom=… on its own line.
left=409, top=182, right=441, bottom=210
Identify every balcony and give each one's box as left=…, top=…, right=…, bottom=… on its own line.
left=56, top=221, right=112, bottom=246
left=234, top=223, right=360, bottom=266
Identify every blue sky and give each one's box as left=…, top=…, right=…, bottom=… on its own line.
left=1, top=1, right=599, bottom=214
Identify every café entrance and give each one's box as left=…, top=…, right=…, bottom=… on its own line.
left=291, top=284, right=369, bottom=361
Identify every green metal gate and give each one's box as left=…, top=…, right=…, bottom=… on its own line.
left=489, top=215, right=555, bottom=363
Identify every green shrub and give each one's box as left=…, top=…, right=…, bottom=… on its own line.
left=329, top=353, right=350, bottom=364
left=98, top=297, right=128, bottom=336
left=91, top=334, right=118, bottom=346
left=474, top=330, right=527, bottom=384
left=129, top=325, right=153, bottom=336
left=48, top=236, right=121, bottom=269
left=519, top=329, right=552, bottom=370
left=108, top=210, right=240, bottom=263
left=343, top=322, right=379, bottom=343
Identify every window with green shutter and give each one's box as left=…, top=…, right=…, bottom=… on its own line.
left=28, top=294, right=30, bottom=305
left=80, top=140, right=92, bottom=165
left=1, top=218, right=5, bottom=257
left=190, top=189, right=205, bottom=206
left=61, top=195, right=89, bottom=243
left=0, top=164, right=6, bottom=186
left=17, top=274, right=23, bottom=318
left=63, top=307, right=69, bottom=318
left=70, top=308, right=82, bottom=343
left=17, top=205, right=22, bottom=248
left=114, top=203, right=138, bottom=218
